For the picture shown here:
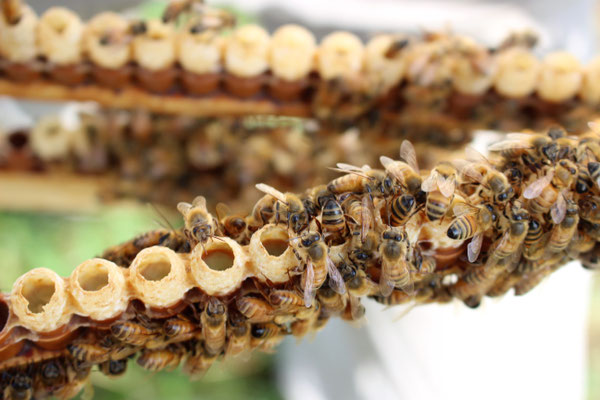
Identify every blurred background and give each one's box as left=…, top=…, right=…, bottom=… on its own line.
left=1, top=0, right=600, bottom=399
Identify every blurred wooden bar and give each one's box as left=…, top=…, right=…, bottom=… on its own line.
left=0, top=79, right=310, bottom=118
left=0, top=172, right=108, bottom=213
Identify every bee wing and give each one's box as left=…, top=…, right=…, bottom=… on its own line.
left=336, top=163, right=366, bottom=173
left=177, top=201, right=192, bottom=216
left=379, top=259, right=395, bottom=297
left=460, top=164, right=484, bottom=183
left=303, top=259, right=316, bottom=308
left=488, top=133, right=535, bottom=151
left=329, top=166, right=371, bottom=180
left=215, top=202, right=232, bottom=221
left=379, top=156, right=408, bottom=182
left=361, top=195, right=372, bottom=242
left=398, top=259, right=415, bottom=296
left=420, top=171, right=438, bottom=192
left=465, top=146, right=489, bottom=164
left=551, top=193, right=567, bottom=224
left=588, top=121, right=600, bottom=133
left=452, top=202, right=476, bottom=217
left=349, top=295, right=365, bottom=321
left=192, top=196, right=207, bottom=208
left=437, top=174, right=456, bottom=198
left=326, top=255, right=346, bottom=295
left=255, top=183, right=287, bottom=203
left=523, top=170, right=554, bottom=199
left=467, top=233, right=484, bottom=263
left=400, top=140, right=419, bottom=172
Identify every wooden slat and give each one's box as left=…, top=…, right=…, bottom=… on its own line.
left=0, top=79, right=310, bottom=118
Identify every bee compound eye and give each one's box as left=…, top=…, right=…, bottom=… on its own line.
left=41, top=362, right=60, bottom=380
left=447, top=225, right=461, bottom=240
left=251, top=324, right=266, bottom=338
left=529, top=220, right=539, bottom=229
left=401, top=195, right=415, bottom=208
left=109, top=360, right=127, bottom=375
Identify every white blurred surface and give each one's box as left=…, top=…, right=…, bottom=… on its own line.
left=279, top=262, right=592, bottom=400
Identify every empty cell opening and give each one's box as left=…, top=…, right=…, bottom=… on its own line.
left=260, top=228, right=290, bottom=257
left=22, top=277, right=56, bottom=314
left=202, top=243, right=234, bottom=271
left=77, top=263, right=109, bottom=291
left=0, top=300, right=8, bottom=333
left=139, top=257, right=172, bottom=281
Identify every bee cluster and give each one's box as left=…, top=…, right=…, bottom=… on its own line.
left=1, top=1, right=600, bottom=140
left=0, top=109, right=434, bottom=207
left=1, top=126, right=600, bottom=398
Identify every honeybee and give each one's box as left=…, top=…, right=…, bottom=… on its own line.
left=320, top=198, right=347, bottom=239
left=513, top=254, right=566, bottom=296
left=183, top=341, right=218, bottom=379
left=523, top=160, right=577, bottom=224
left=421, top=163, right=457, bottom=221
left=3, top=374, right=33, bottom=400
left=291, top=231, right=346, bottom=307
left=547, top=200, right=579, bottom=253
left=163, top=0, right=235, bottom=31
left=225, top=310, right=250, bottom=357
left=346, top=268, right=379, bottom=297
left=111, top=321, right=156, bottom=346
left=163, top=317, right=198, bottom=337
left=371, top=289, right=412, bottom=306
left=569, top=230, right=595, bottom=255
left=246, top=194, right=276, bottom=231
left=488, top=133, right=554, bottom=170
left=379, top=140, right=423, bottom=195
left=290, top=301, right=321, bottom=338
left=99, top=359, right=128, bottom=378
left=447, top=202, right=494, bottom=262
left=67, top=343, right=110, bottom=364
left=379, top=228, right=413, bottom=297
left=576, top=166, right=594, bottom=193
left=388, top=194, right=417, bottom=226
left=348, top=230, right=379, bottom=267
left=250, top=323, right=285, bottom=352
left=38, top=359, right=66, bottom=387
left=489, top=203, right=529, bottom=260
left=460, top=147, right=514, bottom=202
left=580, top=196, right=600, bottom=224
left=588, top=161, right=600, bottom=190
left=342, top=194, right=375, bottom=242
left=523, top=218, right=546, bottom=261
left=268, top=290, right=306, bottom=310
left=1, top=0, right=23, bottom=25
left=309, top=185, right=336, bottom=209
left=317, top=286, right=347, bottom=315
left=215, top=202, right=247, bottom=242
left=201, top=297, right=227, bottom=356
left=236, top=296, right=274, bottom=323
left=453, top=257, right=511, bottom=300
left=162, top=0, right=202, bottom=22
left=328, top=163, right=394, bottom=198
left=256, top=183, right=309, bottom=233
left=497, top=30, right=538, bottom=50
left=177, top=196, right=218, bottom=246
left=137, top=347, right=183, bottom=372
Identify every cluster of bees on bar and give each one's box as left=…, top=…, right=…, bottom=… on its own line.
left=4, top=0, right=600, bottom=399
left=3, top=124, right=600, bottom=399
left=0, top=109, right=415, bottom=206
